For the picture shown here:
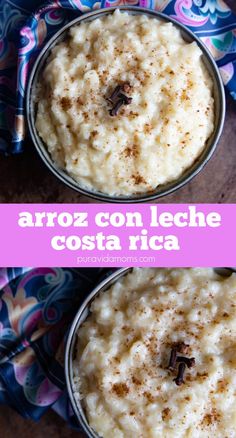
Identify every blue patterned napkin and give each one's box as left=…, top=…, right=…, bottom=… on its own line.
left=0, top=0, right=236, bottom=155
left=0, top=268, right=110, bottom=426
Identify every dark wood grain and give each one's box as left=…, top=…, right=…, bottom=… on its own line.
left=0, top=405, right=85, bottom=438
left=0, top=95, right=235, bottom=204
left=224, top=0, right=236, bottom=14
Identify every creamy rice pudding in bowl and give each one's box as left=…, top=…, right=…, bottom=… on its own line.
left=27, top=7, right=225, bottom=202
left=65, top=268, right=236, bottom=438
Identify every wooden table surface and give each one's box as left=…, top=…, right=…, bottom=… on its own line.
left=0, top=95, right=235, bottom=204
left=0, top=406, right=84, bottom=438
left=1, top=2, right=235, bottom=435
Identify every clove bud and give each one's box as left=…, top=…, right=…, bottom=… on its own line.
left=109, top=99, right=124, bottom=117
left=173, top=362, right=186, bottom=386
left=176, top=356, right=195, bottom=368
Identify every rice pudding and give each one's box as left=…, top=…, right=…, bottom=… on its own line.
left=73, top=268, right=236, bottom=438
left=35, top=10, right=215, bottom=196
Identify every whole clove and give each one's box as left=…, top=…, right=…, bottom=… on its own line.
left=167, top=343, right=195, bottom=385
left=168, top=347, right=177, bottom=370
left=168, top=342, right=190, bottom=370
left=109, top=99, right=124, bottom=117
left=174, top=342, right=189, bottom=354
left=173, top=362, right=186, bottom=386
left=119, top=93, right=132, bottom=105
left=176, top=356, right=195, bottom=368
left=107, top=83, right=132, bottom=116
left=122, top=82, right=131, bottom=93
left=108, top=85, right=122, bottom=103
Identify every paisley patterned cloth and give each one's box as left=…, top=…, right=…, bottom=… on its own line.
left=0, top=0, right=236, bottom=155
left=0, top=267, right=111, bottom=426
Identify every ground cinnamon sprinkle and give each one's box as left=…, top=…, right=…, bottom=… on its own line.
left=132, top=376, right=142, bottom=386
left=112, top=383, right=129, bottom=397
left=60, top=97, right=72, bottom=111
left=132, top=174, right=146, bottom=185
left=217, top=379, right=229, bottom=393
left=144, top=123, right=152, bottom=134
left=124, top=145, right=139, bottom=158
left=76, top=97, right=83, bottom=106
left=124, top=147, right=133, bottom=158
left=202, top=409, right=221, bottom=426
left=197, top=372, right=209, bottom=380
left=162, top=407, right=171, bottom=420
left=143, top=391, right=155, bottom=403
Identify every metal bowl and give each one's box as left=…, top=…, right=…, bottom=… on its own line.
left=26, top=6, right=225, bottom=203
left=65, top=268, right=130, bottom=437
left=65, top=267, right=235, bottom=437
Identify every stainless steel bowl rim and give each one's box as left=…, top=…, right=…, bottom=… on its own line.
left=65, top=268, right=130, bottom=438
left=26, top=6, right=226, bottom=203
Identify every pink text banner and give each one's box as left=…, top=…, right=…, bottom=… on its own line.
left=0, top=204, right=235, bottom=267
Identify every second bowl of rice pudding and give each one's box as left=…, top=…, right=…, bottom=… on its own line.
left=65, top=268, right=236, bottom=438
left=27, top=7, right=225, bottom=202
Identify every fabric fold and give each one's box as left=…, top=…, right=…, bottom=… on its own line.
left=0, top=267, right=109, bottom=425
